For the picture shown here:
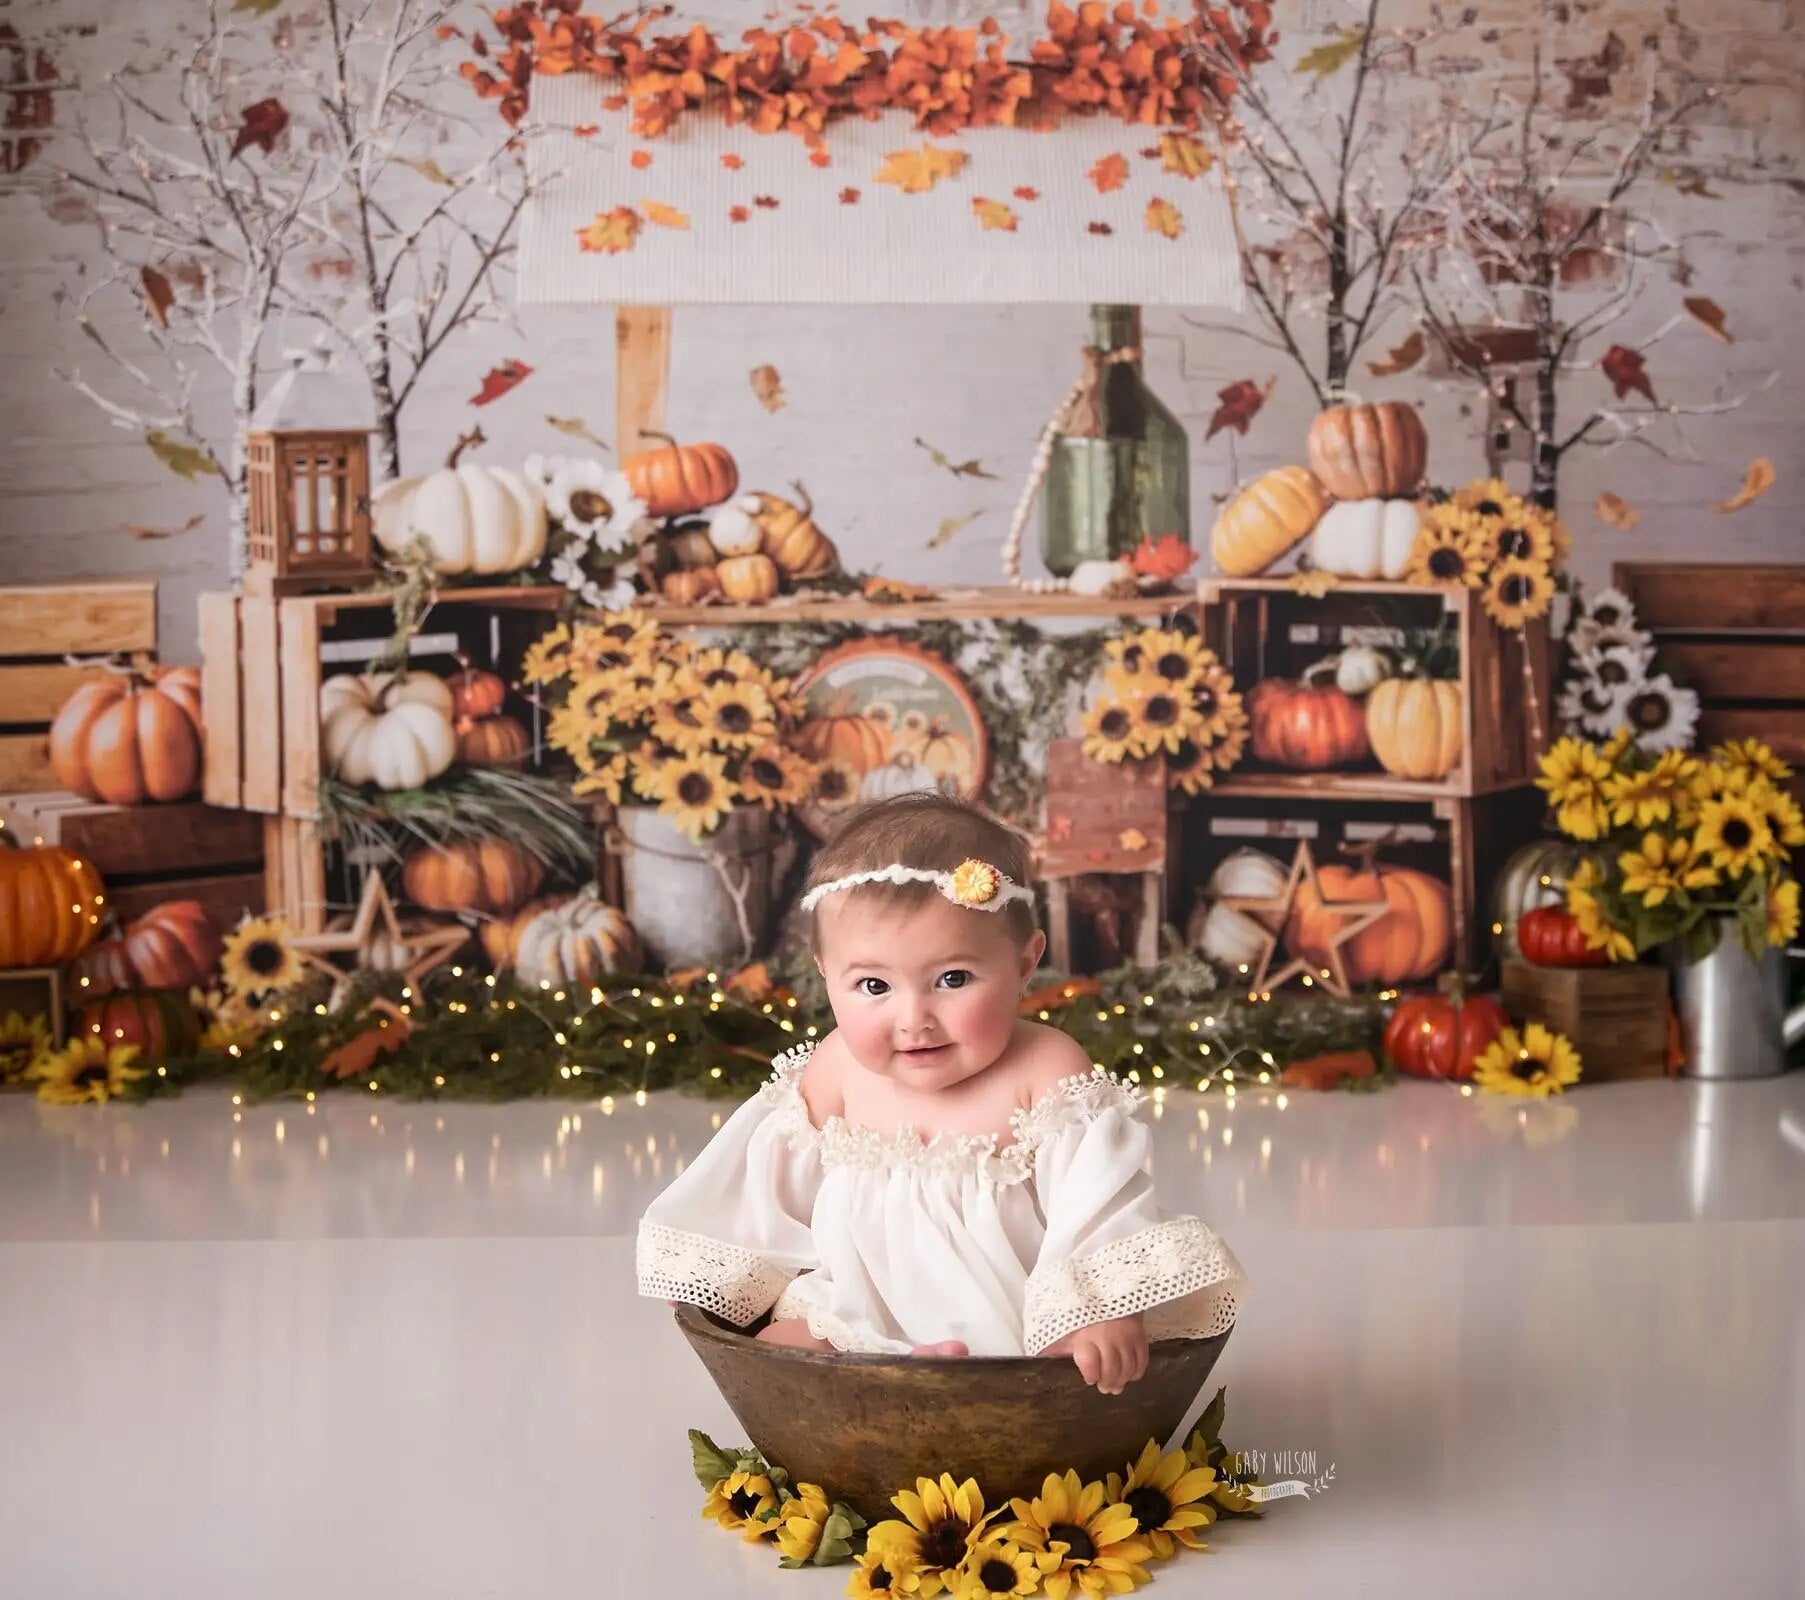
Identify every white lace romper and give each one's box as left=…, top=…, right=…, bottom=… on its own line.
left=636, top=1042, right=1247, bottom=1356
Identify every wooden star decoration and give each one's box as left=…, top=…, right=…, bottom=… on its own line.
left=291, top=870, right=469, bottom=1008
left=1214, top=839, right=1391, bottom=999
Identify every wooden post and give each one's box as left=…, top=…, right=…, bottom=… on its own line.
left=615, top=307, right=672, bottom=457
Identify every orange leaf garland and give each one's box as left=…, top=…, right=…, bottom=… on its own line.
left=721, top=152, right=745, bottom=170
left=1088, top=152, right=1129, bottom=193
left=641, top=199, right=690, bottom=229
left=729, top=205, right=751, bottom=223
left=1145, top=196, right=1183, bottom=238
left=1013, top=185, right=1040, bottom=201
left=972, top=196, right=1018, bottom=231
left=575, top=206, right=642, bottom=253
left=875, top=142, right=968, bottom=194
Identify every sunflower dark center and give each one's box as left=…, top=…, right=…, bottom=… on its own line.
left=567, top=488, right=615, bottom=523
left=1497, top=526, right=1533, bottom=558
left=1154, top=652, right=1190, bottom=683
left=1100, top=708, right=1131, bottom=739
left=1721, top=818, right=1753, bottom=850
left=816, top=769, right=852, bottom=802
left=246, top=940, right=284, bottom=976
left=748, top=756, right=785, bottom=789
left=1501, top=575, right=1531, bottom=604
left=1120, top=645, right=1145, bottom=673
left=1124, top=1487, right=1172, bottom=1530
left=1144, top=694, right=1180, bottom=728
left=1048, top=1523, right=1098, bottom=1562
left=921, top=1518, right=969, bottom=1569
left=1171, top=739, right=1201, bottom=770
left=1594, top=605, right=1625, bottom=627
left=728, top=1487, right=761, bottom=1518
left=717, top=703, right=753, bottom=734
left=867, top=1564, right=894, bottom=1592
left=1427, top=547, right=1466, bottom=578
left=1194, top=684, right=1219, bottom=714
left=1626, top=692, right=1667, bottom=731
left=74, top=1062, right=111, bottom=1087
left=978, top=1557, right=1016, bottom=1592
left=1511, top=1055, right=1543, bottom=1081
left=1476, top=498, right=1503, bottom=516
left=677, top=772, right=715, bottom=805
left=703, top=668, right=736, bottom=687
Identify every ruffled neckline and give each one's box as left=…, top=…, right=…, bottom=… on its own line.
left=759, top=1040, right=1143, bottom=1185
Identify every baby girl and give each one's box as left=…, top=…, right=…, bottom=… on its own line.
left=636, top=794, right=1245, bottom=1393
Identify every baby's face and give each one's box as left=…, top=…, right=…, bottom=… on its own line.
left=815, top=893, right=1045, bottom=1092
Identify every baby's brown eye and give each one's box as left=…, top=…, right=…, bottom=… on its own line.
left=938, top=970, right=972, bottom=989
left=856, top=977, right=889, bottom=998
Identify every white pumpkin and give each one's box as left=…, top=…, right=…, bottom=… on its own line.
left=1068, top=558, right=1136, bottom=597
left=1308, top=499, right=1422, bottom=580
left=860, top=753, right=943, bottom=802
left=320, top=671, right=458, bottom=791
left=1334, top=645, right=1393, bottom=698
left=1189, top=848, right=1294, bottom=971
left=373, top=448, right=548, bottom=576
left=707, top=496, right=766, bottom=559
left=1192, top=900, right=1274, bottom=971
left=513, top=887, right=642, bottom=987
left=1208, top=848, right=1292, bottom=901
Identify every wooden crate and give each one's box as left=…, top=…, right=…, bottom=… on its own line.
left=1197, top=577, right=1553, bottom=800
left=1613, top=563, right=1805, bottom=804
left=0, top=968, right=66, bottom=1043
left=0, top=790, right=265, bottom=935
left=0, top=581, right=158, bottom=795
left=1500, top=955, right=1675, bottom=1082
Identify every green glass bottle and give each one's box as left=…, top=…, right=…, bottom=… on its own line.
left=1039, top=304, right=1191, bottom=578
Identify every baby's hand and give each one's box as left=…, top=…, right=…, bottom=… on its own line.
left=1041, top=1314, right=1149, bottom=1395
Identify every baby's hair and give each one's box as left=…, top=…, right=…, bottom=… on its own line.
left=804, top=794, right=1039, bottom=954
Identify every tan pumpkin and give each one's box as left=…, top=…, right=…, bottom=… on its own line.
left=622, top=431, right=740, bottom=517
left=753, top=486, right=839, bottom=581
left=73, top=900, right=220, bottom=997
left=1209, top=467, right=1328, bottom=577
left=50, top=667, right=205, bottom=806
left=795, top=703, right=893, bottom=775
left=1287, top=856, right=1453, bottom=985
left=512, top=886, right=643, bottom=987
left=1248, top=678, right=1371, bottom=769
left=401, top=838, right=545, bottom=916
left=457, top=713, right=531, bottom=769
left=665, top=521, right=722, bottom=570
left=717, top=552, right=781, bottom=604
left=0, top=844, right=105, bottom=967
left=660, top=566, right=722, bottom=606
left=1365, top=678, right=1463, bottom=781
left=1306, top=402, right=1428, bottom=500
left=477, top=894, right=564, bottom=970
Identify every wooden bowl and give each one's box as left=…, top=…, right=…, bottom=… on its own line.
left=675, top=1305, right=1233, bottom=1524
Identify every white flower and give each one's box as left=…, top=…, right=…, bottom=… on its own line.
left=1556, top=670, right=1624, bottom=739
left=547, top=459, right=644, bottom=543
left=549, top=550, right=591, bottom=597
left=1609, top=673, right=1701, bottom=753
left=523, top=452, right=567, bottom=495
left=591, top=569, right=641, bottom=610
left=1580, top=584, right=1637, bottom=626
left=1569, top=615, right=1654, bottom=660
left=1576, top=643, right=1653, bottom=696
left=1567, top=584, right=1646, bottom=655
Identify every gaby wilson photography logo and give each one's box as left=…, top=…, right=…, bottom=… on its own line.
left=1219, top=1448, right=1338, bottom=1503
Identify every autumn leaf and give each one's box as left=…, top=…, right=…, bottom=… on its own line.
left=1659, top=167, right=1720, bottom=200
left=468, top=358, right=533, bottom=407
left=1715, top=458, right=1775, bottom=514
left=729, top=205, right=751, bottom=223
left=140, top=266, right=174, bottom=327
left=721, top=153, right=745, bottom=171
left=146, top=431, right=220, bottom=481
left=1367, top=330, right=1425, bottom=377
left=1129, top=533, right=1198, bottom=581
left=875, top=143, right=967, bottom=194
left=1145, top=198, right=1183, bottom=239
left=321, top=1014, right=413, bottom=1081
left=1158, top=132, right=1215, bottom=179
left=1117, top=828, right=1149, bottom=853
left=630, top=149, right=653, bottom=170
left=1087, top=221, right=1114, bottom=236
left=123, top=513, right=204, bottom=541
left=1013, top=185, right=1040, bottom=201
left=863, top=575, right=937, bottom=602
left=972, top=197, right=1018, bottom=232
left=1205, top=378, right=1274, bottom=441
left=548, top=415, right=609, bottom=449
left=914, top=437, right=998, bottom=480
left=1683, top=296, right=1733, bottom=342
left=837, top=187, right=860, bottom=205
left=231, top=0, right=287, bottom=16
left=1594, top=492, right=1640, bottom=530
left=753, top=195, right=780, bottom=209
left=1289, top=569, right=1340, bottom=598
left=573, top=124, right=599, bottom=139
left=1296, top=27, right=1366, bottom=79
left=575, top=206, right=642, bottom=254
left=808, top=148, right=831, bottom=168
left=928, top=509, right=986, bottom=548
left=1601, top=344, right=1655, bottom=404
left=641, top=200, right=690, bottom=229
left=231, top=97, right=289, bottom=159
left=749, top=364, right=786, bottom=413
left=398, top=155, right=457, bottom=188
left=1088, top=153, right=1129, bottom=193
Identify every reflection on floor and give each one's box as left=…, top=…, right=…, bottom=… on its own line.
left=2, top=1074, right=1802, bottom=1598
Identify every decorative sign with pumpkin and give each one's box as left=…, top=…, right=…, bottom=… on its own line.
left=49, top=665, right=205, bottom=807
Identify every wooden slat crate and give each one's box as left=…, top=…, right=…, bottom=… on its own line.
left=0, top=790, right=265, bottom=936
left=1613, top=563, right=1805, bottom=803
left=1500, top=955, right=1675, bottom=1082
left=0, top=581, right=158, bottom=794
left=1197, top=577, right=1553, bottom=800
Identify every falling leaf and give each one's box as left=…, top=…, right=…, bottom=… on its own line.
left=1088, top=153, right=1129, bottom=193
left=928, top=510, right=986, bottom=548
left=914, top=437, right=998, bottom=480
left=123, top=513, right=205, bottom=541
left=1087, top=221, right=1114, bottom=236
left=397, top=156, right=456, bottom=186
left=838, top=186, right=860, bottom=205
left=1683, top=296, right=1733, bottom=342
left=749, top=364, right=786, bottom=413
left=1129, top=534, right=1198, bottom=582
left=641, top=200, right=690, bottom=229
left=548, top=415, right=609, bottom=449
left=1145, top=197, right=1183, bottom=239
left=431, top=20, right=457, bottom=37
left=232, top=0, right=288, bottom=16
left=1715, top=458, right=1775, bottom=514
left=145, top=431, right=220, bottom=481
left=575, top=206, right=642, bottom=254
left=1296, top=27, right=1366, bottom=79
left=320, top=1014, right=413, bottom=1080
left=1367, top=330, right=1426, bottom=377
left=1140, top=146, right=1162, bottom=160
left=874, top=143, right=967, bottom=195
left=863, top=575, right=937, bottom=602
left=630, top=149, right=653, bottom=170
left=140, top=266, right=173, bottom=327
left=752, top=195, right=780, bottom=209
left=1594, top=492, right=1640, bottom=530
left=231, top=97, right=289, bottom=159
left=1158, top=133, right=1215, bottom=179
left=1013, top=185, right=1040, bottom=201
left=720, top=153, right=745, bottom=171
left=808, top=148, right=831, bottom=168
left=1601, top=344, right=1655, bottom=404
left=1117, top=828, right=1150, bottom=853
left=1289, top=569, right=1340, bottom=598
left=469, top=358, right=533, bottom=407
left=972, top=197, right=1018, bottom=232
left=1205, top=378, right=1275, bottom=441
left=728, top=205, right=751, bottom=223
left=573, top=124, right=599, bottom=139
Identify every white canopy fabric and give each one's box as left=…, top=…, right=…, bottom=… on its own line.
left=519, top=75, right=1244, bottom=309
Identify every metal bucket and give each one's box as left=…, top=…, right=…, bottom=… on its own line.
left=1672, top=924, right=1797, bottom=1080
left=612, top=803, right=787, bottom=973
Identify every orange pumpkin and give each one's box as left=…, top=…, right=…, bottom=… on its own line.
left=73, top=900, right=220, bottom=997
left=0, top=844, right=105, bottom=967
left=1209, top=466, right=1328, bottom=577
left=1383, top=992, right=1508, bottom=1080
left=1306, top=403, right=1428, bottom=500
left=795, top=705, right=893, bottom=775
left=753, top=487, right=839, bottom=581
left=1248, top=679, right=1371, bottom=769
left=446, top=665, right=507, bottom=722
left=49, top=667, right=205, bottom=805
left=900, top=719, right=977, bottom=790
left=659, top=566, right=721, bottom=607
left=402, top=838, right=545, bottom=916
left=77, top=988, right=202, bottom=1063
left=622, top=431, right=740, bottom=517
left=1288, top=860, right=1453, bottom=985
left=716, top=552, right=781, bottom=604
left=457, top=713, right=531, bottom=768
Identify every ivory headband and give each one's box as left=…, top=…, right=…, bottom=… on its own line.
left=799, top=858, right=1036, bottom=916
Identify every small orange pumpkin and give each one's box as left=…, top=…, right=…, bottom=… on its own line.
left=659, top=566, right=722, bottom=607
left=401, top=838, right=545, bottom=916
left=73, top=900, right=220, bottom=997
left=622, top=431, right=740, bottom=517
left=716, top=552, right=781, bottom=604
left=1209, top=466, right=1328, bottom=577
left=0, top=843, right=106, bottom=967
left=753, top=486, right=839, bottom=581
left=1306, top=403, right=1428, bottom=500
left=49, top=667, right=205, bottom=805
left=1248, top=679, right=1370, bottom=769
left=456, top=713, right=531, bottom=768
left=77, top=988, right=202, bottom=1063
left=446, top=664, right=507, bottom=722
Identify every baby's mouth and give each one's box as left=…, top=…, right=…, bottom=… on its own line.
left=900, top=1043, right=950, bottom=1058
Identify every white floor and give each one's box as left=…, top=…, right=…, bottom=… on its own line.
left=2, top=1072, right=1802, bottom=1599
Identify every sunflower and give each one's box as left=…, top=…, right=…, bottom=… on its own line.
left=773, top=1482, right=833, bottom=1564
left=1713, top=737, right=1794, bottom=785
left=951, top=1538, right=1055, bottom=1599
left=1183, top=1435, right=1260, bottom=1517
left=1186, top=663, right=1242, bottom=744
left=1578, top=643, right=1654, bottom=699
left=1536, top=737, right=1611, bottom=841
left=1694, top=792, right=1777, bottom=878
left=1081, top=700, right=1141, bottom=765
left=811, top=759, right=861, bottom=813
left=1103, top=1440, right=1218, bottom=1560
left=221, top=916, right=304, bottom=999
left=1601, top=751, right=1697, bottom=831
left=847, top=1549, right=927, bottom=1598
left=1119, top=672, right=1195, bottom=756
left=1477, top=504, right=1556, bottom=570
left=1402, top=513, right=1487, bottom=587
left=1452, top=475, right=1520, bottom=519
left=1472, top=1022, right=1583, bottom=1097
left=1767, top=878, right=1801, bottom=947
left=1103, top=633, right=1151, bottom=676
left=1565, top=861, right=1636, bottom=962
left=950, top=859, right=1001, bottom=905
left=1744, top=777, right=1805, bottom=850
left=1556, top=668, right=1625, bottom=741
left=1482, top=558, right=1555, bottom=628
left=29, top=1036, right=146, bottom=1105
left=685, top=645, right=751, bottom=692
left=868, top=1475, right=1001, bottom=1591
left=1002, top=1470, right=1153, bottom=1600
left=649, top=686, right=714, bottom=755
left=0, top=1011, right=52, bottom=1085
left=1618, top=832, right=1718, bottom=906
left=737, top=745, right=807, bottom=809
left=520, top=624, right=573, bottom=687
left=652, top=752, right=736, bottom=840
left=701, top=1468, right=782, bottom=1537
left=546, top=459, right=645, bottom=543
left=572, top=751, right=633, bottom=805
left=1208, top=714, right=1250, bottom=774
left=699, top=680, right=776, bottom=752
left=1610, top=674, right=1700, bottom=754
left=1141, top=629, right=1215, bottom=691
left=1166, top=738, right=1214, bottom=796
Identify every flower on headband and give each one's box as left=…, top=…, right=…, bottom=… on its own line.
left=949, top=860, right=1001, bottom=906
